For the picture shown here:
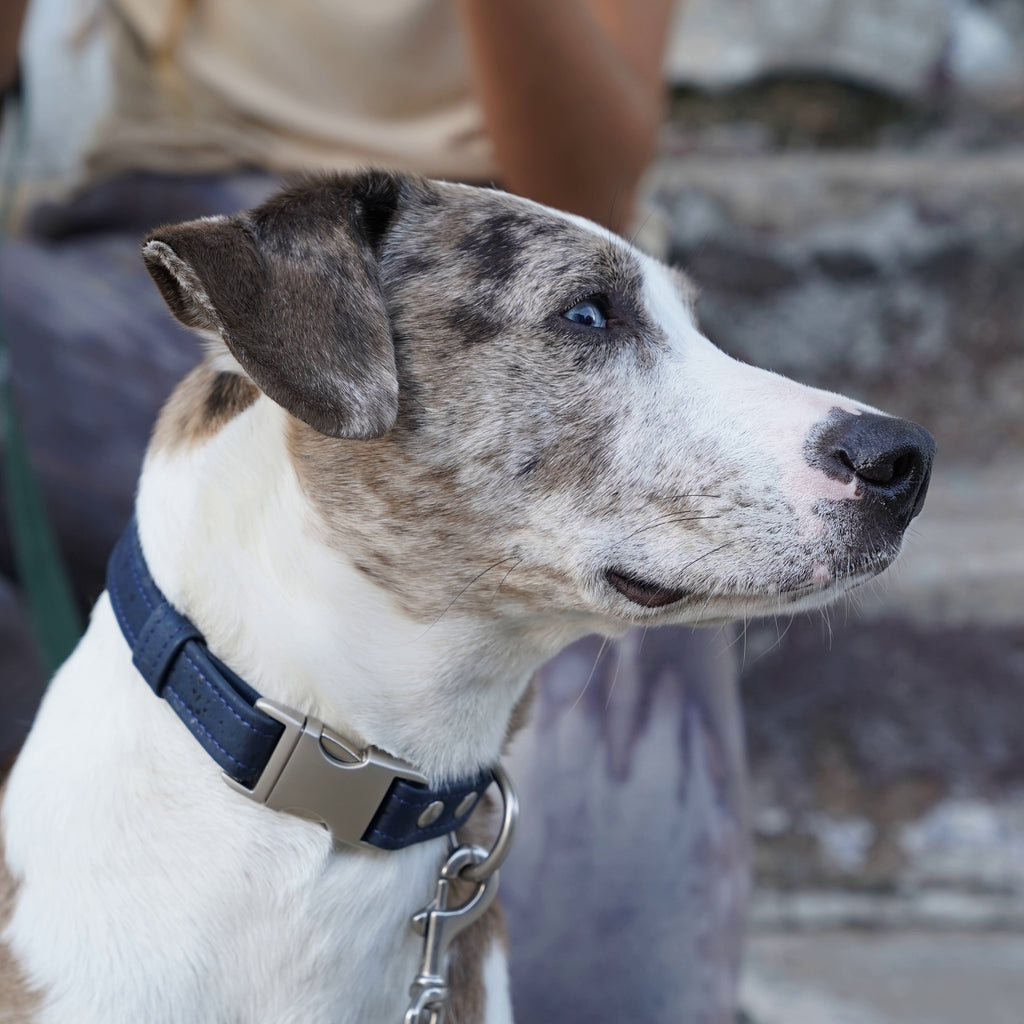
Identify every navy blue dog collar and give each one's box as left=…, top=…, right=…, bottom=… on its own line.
left=106, top=517, right=492, bottom=850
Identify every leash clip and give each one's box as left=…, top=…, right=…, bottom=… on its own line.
left=404, top=766, right=518, bottom=1024
left=405, top=845, right=499, bottom=1024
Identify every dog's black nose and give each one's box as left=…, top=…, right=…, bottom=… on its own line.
left=809, top=411, right=935, bottom=523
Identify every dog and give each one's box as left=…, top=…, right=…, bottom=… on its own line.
left=0, top=170, right=933, bottom=1023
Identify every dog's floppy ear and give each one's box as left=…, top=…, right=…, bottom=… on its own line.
left=142, top=172, right=404, bottom=439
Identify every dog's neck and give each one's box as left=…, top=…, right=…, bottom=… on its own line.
left=136, top=394, right=586, bottom=783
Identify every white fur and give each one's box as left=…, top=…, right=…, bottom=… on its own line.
left=481, top=944, right=514, bottom=1024
left=2, top=394, right=564, bottom=1023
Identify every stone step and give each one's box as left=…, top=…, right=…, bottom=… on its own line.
left=740, top=930, right=1024, bottom=1024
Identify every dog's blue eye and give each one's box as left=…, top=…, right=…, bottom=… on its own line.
left=564, top=298, right=607, bottom=329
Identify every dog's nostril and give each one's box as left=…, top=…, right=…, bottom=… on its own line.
left=891, top=451, right=916, bottom=484
left=840, top=446, right=919, bottom=488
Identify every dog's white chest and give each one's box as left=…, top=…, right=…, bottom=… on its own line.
left=2, top=601, right=443, bottom=1024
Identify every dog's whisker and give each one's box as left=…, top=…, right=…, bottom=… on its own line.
left=416, top=555, right=520, bottom=638
left=650, top=492, right=722, bottom=503
left=680, top=542, right=733, bottom=575
left=627, top=207, right=655, bottom=250
left=603, top=639, right=624, bottom=710
left=724, top=621, right=747, bottom=655
left=605, top=184, right=624, bottom=244
left=776, top=613, right=795, bottom=650
left=569, top=635, right=610, bottom=714
left=625, top=513, right=722, bottom=540
left=624, top=508, right=704, bottom=532
left=819, top=603, right=834, bottom=648
left=635, top=624, right=650, bottom=660
left=749, top=613, right=795, bottom=666
left=492, top=559, right=523, bottom=600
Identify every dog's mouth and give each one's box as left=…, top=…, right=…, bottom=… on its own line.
left=606, top=549, right=896, bottom=614
left=604, top=568, right=689, bottom=608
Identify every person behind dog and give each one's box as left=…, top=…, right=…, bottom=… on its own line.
left=0, top=1, right=749, bottom=1020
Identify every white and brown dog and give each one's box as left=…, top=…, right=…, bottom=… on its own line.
left=0, top=171, right=933, bottom=1023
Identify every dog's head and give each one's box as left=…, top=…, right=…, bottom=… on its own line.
left=143, top=170, right=933, bottom=630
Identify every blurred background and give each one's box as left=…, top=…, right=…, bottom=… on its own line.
left=4, top=0, right=1024, bottom=1021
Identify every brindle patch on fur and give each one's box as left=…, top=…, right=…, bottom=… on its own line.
left=151, top=361, right=258, bottom=452
left=515, top=454, right=541, bottom=478
left=0, top=782, right=42, bottom=1023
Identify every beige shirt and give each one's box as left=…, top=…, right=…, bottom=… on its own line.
left=85, top=0, right=497, bottom=182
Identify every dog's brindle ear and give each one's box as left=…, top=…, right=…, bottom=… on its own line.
left=141, top=172, right=404, bottom=439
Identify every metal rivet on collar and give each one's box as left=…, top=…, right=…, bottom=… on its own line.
left=417, top=800, right=445, bottom=828
left=453, top=792, right=478, bottom=819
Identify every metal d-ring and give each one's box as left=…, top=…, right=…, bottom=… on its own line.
left=457, top=763, right=518, bottom=884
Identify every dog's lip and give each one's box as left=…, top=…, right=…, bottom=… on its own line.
left=606, top=546, right=898, bottom=613
left=604, top=567, right=689, bottom=608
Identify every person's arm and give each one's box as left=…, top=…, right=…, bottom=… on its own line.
left=0, top=0, right=28, bottom=95
left=455, top=0, right=675, bottom=233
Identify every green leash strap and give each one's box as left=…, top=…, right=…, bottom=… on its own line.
left=0, top=390, right=83, bottom=674
left=0, top=85, right=82, bottom=675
